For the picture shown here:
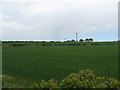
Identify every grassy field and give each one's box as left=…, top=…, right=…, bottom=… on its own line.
left=2, top=42, right=118, bottom=84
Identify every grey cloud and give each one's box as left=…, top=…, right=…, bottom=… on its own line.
left=1, top=0, right=118, bottom=40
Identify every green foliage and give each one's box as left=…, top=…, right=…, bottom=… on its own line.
left=60, top=69, right=96, bottom=88
left=34, top=70, right=120, bottom=88
left=2, top=75, right=33, bottom=88
left=2, top=70, right=119, bottom=88
left=2, top=75, right=15, bottom=88
left=79, top=39, right=84, bottom=42
left=39, top=79, right=58, bottom=88
left=32, top=79, right=58, bottom=88
left=71, top=39, right=75, bottom=42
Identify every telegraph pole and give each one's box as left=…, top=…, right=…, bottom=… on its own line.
left=76, top=33, right=78, bottom=42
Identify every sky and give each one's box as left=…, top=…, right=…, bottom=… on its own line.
left=0, top=0, right=119, bottom=41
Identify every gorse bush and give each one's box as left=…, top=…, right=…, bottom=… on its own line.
left=33, top=79, right=58, bottom=88
left=60, top=69, right=96, bottom=88
left=36, top=69, right=120, bottom=88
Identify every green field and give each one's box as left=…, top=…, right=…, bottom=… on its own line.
left=2, top=43, right=118, bottom=83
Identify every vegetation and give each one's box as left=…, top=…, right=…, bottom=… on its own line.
left=2, top=41, right=118, bottom=88
left=2, top=70, right=120, bottom=88
left=2, top=75, right=32, bottom=88
left=3, top=42, right=118, bottom=80
left=38, top=70, right=120, bottom=88
left=79, top=39, right=84, bottom=42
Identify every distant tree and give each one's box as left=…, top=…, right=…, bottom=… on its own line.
left=85, top=38, right=89, bottom=42
left=89, top=38, right=93, bottom=42
left=71, top=39, right=75, bottom=42
left=41, top=41, right=46, bottom=43
left=56, top=41, right=61, bottom=43
left=79, top=39, right=84, bottom=42
left=50, top=41, right=55, bottom=43
left=66, top=40, right=71, bottom=42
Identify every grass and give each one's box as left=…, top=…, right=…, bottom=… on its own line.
left=2, top=44, right=118, bottom=84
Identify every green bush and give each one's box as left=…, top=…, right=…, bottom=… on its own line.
left=60, top=69, right=96, bottom=88
left=36, top=69, right=120, bottom=89
left=33, top=79, right=58, bottom=88
left=3, top=70, right=119, bottom=88
left=2, top=75, right=33, bottom=88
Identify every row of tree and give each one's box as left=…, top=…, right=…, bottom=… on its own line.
left=79, top=38, right=93, bottom=42
left=3, top=38, right=93, bottom=43
left=66, top=38, right=93, bottom=42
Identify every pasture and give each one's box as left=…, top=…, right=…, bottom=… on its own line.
left=2, top=42, right=118, bottom=83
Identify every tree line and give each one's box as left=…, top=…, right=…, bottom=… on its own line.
left=66, top=38, right=93, bottom=42
left=2, top=38, right=93, bottom=43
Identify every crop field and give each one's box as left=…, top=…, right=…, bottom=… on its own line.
left=2, top=42, right=118, bottom=83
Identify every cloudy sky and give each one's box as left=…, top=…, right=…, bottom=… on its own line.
left=0, top=0, right=119, bottom=41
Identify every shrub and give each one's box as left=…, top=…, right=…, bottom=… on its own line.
left=2, top=75, right=32, bottom=88
left=60, top=69, right=96, bottom=88
left=35, top=69, right=120, bottom=89
left=37, top=79, right=58, bottom=88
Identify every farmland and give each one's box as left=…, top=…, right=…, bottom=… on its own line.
left=2, top=41, right=118, bottom=84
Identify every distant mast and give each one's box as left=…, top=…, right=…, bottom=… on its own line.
left=76, top=33, right=78, bottom=42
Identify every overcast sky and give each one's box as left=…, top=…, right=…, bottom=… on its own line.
left=0, top=0, right=119, bottom=41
